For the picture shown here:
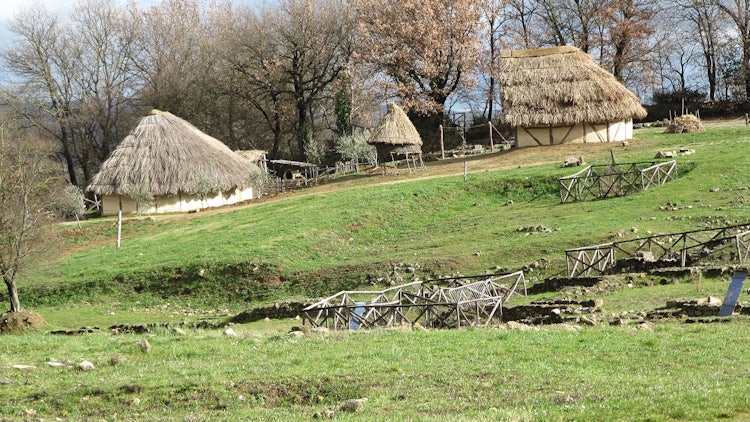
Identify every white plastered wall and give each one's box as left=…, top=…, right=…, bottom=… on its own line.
left=100, top=187, right=254, bottom=216
left=515, top=119, right=634, bottom=148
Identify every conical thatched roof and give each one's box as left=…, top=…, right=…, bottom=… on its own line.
left=367, top=103, right=422, bottom=147
left=87, top=110, right=256, bottom=196
left=497, top=46, right=647, bottom=127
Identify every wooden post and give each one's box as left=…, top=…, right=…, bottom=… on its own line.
left=439, top=124, right=445, bottom=159
left=488, top=121, right=494, bottom=152
left=464, top=161, right=468, bottom=182
left=116, top=211, right=122, bottom=249
left=745, top=114, right=748, bottom=126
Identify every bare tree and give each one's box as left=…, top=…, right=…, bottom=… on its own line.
left=710, top=0, right=750, bottom=100
left=602, top=0, right=658, bottom=82
left=681, top=0, right=725, bottom=101
left=2, top=0, right=141, bottom=187
left=3, top=7, right=81, bottom=185
left=352, top=0, right=483, bottom=151
left=0, top=122, right=62, bottom=313
left=227, top=0, right=352, bottom=160
left=505, top=0, right=539, bottom=48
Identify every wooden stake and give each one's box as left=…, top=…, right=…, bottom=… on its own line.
left=488, top=121, right=494, bottom=152
left=117, top=211, right=122, bottom=249
left=464, top=161, right=468, bottom=182
left=439, top=124, right=445, bottom=159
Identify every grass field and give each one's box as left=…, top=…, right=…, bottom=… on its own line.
left=3, top=121, right=750, bottom=420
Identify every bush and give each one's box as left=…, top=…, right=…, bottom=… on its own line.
left=58, top=185, right=86, bottom=225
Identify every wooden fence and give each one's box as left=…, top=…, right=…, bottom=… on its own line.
left=559, top=160, right=676, bottom=203
left=302, top=271, right=526, bottom=330
left=566, top=223, right=750, bottom=277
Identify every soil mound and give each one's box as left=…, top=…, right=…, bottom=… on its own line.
left=0, top=310, right=46, bottom=334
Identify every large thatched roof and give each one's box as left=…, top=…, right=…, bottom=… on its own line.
left=497, top=46, right=647, bottom=127
left=367, top=103, right=422, bottom=147
left=87, top=110, right=256, bottom=196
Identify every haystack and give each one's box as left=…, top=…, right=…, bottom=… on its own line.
left=87, top=110, right=258, bottom=215
left=367, top=103, right=422, bottom=163
left=664, top=114, right=704, bottom=134
left=497, top=46, right=647, bottom=148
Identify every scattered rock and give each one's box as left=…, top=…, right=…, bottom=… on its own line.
left=130, top=397, right=141, bottom=406
left=110, top=354, right=127, bottom=366
left=137, top=339, right=151, bottom=354
left=290, top=325, right=310, bottom=334
left=173, top=327, right=186, bottom=336
left=504, top=199, right=513, bottom=206
left=579, top=316, right=597, bottom=326
left=11, top=365, right=36, bottom=370
left=655, top=150, right=676, bottom=158
left=223, top=328, right=237, bottom=337
left=46, top=361, right=67, bottom=368
left=563, top=156, right=585, bottom=167
left=555, top=324, right=581, bottom=332
left=506, top=321, right=535, bottom=331
left=636, top=322, right=654, bottom=331
left=20, top=409, right=37, bottom=417
left=340, top=398, right=368, bottom=413
left=311, top=327, right=330, bottom=335
left=78, top=360, right=95, bottom=371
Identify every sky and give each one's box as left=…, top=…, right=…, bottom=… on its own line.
left=0, top=0, right=263, bottom=47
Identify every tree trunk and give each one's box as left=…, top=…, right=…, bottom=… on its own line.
left=4, top=275, right=21, bottom=312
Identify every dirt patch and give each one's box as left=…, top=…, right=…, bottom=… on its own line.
left=0, top=310, right=47, bottom=334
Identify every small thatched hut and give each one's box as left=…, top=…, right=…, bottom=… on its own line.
left=497, top=46, right=647, bottom=148
left=87, top=110, right=258, bottom=215
left=367, top=103, right=423, bottom=163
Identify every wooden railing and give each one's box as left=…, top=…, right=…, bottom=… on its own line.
left=559, top=160, right=676, bottom=203
left=566, top=224, right=750, bottom=277
left=302, top=272, right=526, bottom=330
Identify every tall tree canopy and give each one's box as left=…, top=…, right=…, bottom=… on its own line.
left=351, top=0, right=483, bottom=116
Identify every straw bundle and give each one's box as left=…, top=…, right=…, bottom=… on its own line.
left=664, top=114, right=704, bottom=134
left=497, top=46, right=647, bottom=127
left=88, top=110, right=257, bottom=196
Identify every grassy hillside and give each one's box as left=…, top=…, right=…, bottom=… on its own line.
left=4, top=122, right=750, bottom=421
left=18, top=123, right=750, bottom=313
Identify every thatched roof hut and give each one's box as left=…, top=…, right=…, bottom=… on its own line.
left=497, top=46, right=647, bottom=147
left=367, top=103, right=423, bottom=162
left=87, top=110, right=257, bottom=215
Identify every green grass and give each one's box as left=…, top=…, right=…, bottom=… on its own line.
left=4, top=321, right=750, bottom=421
left=22, top=125, right=750, bottom=310
left=4, top=123, right=750, bottom=420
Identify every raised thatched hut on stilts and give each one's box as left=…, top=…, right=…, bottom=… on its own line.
left=87, top=110, right=259, bottom=215
left=497, top=46, right=647, bottom=148
left=367, top=103, right=424, bottom=173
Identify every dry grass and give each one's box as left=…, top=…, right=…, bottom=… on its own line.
left=367, top=103, right=422, bottom=146
left=497, top=46, right=647, bottom=127
left=87, top=110, right=257, bottom=196
left=665, top=114, right=705, bottom=133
